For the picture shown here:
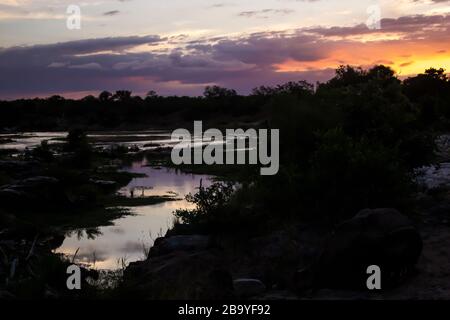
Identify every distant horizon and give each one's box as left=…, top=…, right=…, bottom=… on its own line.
left=0, top=65, right=447, bottom=101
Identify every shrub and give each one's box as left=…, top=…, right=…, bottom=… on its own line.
left=299, top=128, right=413, bottom=221
left=174, top=181, right=235, bottom=226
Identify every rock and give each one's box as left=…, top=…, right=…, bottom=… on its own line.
left=1, top=176, right=59, bottom=194
left=0, top=290, right=15, bottom=300
left=0, top=176, right=69, bottom=211
left=310, top=289, right=373, bottom=300
left=247, top=225, right=327, bottom=290
left=311, top=208, right=422, bottom=289
left=0, top=160, right=38, bottom=171
left=427, top=203, right=450, bottom=218
left=20, top=176, right=59, bottom=187
left=123, top=250, right=233, bottom=299
left=233, top=279, right=266, bottom=298
left=294, top=267, right=315, bottom=291
left=149, top=235, right=212, bottom=257
left=256, top=290, right=299, bottom=300
left=0, top=188, right=32, bottom=203
left=46, top=234, right=66, bottom=250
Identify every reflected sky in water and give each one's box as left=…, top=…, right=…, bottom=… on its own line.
left=0, top=130, right=254, bottom=152
left=0, top=132, right=66, bottom=150
left=0, top=131, right=238, bottom=270
left=56, top=159, right=213, bottom=270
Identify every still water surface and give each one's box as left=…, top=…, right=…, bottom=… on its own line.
left=56, top=159, right=213, bottom=270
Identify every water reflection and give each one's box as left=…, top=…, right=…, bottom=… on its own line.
left=56, top=159, right=213, bottom=270
left=0, top=130, right=255, bottom=152
left=1, top=131, right=222, bottom=270
left=0, top=132, right=66, bottom=150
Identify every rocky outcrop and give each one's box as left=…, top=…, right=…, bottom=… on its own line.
left=0, top=176, right=69, bottom=211
left=149, top=235, right=212, bottom=257
left=122, top=209, right=424, bottom=299
left=0, top=160, right=38, bottom=171
left=302, top=208, right=423, bottom=290
left=122, top=235, right=233, bottom=299
left=233, top=279, right=266, bottom=298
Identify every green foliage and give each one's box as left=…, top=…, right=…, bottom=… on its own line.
left=174, top=181, right=235, bottom=226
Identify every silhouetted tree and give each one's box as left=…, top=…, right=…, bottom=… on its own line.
left=99, top=91, right=112, bottom=102
left=404, top=67, right=448, bottom=100
left=403, top=67, right=449, bottom=124
left=47, top=95, right=65, bottom=102
left=326, top=65, right=366, bottom=88
left=367, top=65, right=397, bottom=83
left=251, top=85, right=275, bottom=97
left=81, top=95, right=97, bottom=102
left=112, top=90, right=132, bottom=102
left=252, top=81, right=314, bottom=97
left=203, top=86, right=237, bottom=99
left=146, top=90, right=158, bottom=98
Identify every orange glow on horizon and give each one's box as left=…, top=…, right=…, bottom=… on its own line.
left=274, top=39, right=450, bottom=78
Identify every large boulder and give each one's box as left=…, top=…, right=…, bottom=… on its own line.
left=0, top=176, right=69, bottom=211
left=149, top=235, right=212, bottom=257
left=122, top=234, right=232, bottom=299
left=304, top=208, right=422, bottom=290
left=123, top=250, right=233, bottom=300
left=233, top=279, right=266, bottom=298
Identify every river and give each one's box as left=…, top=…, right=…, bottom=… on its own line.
left=1, top=131, right=214, bottom=270
left=56, top=159, right=213, bottom=270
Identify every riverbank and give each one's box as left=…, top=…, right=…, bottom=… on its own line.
left=1, top=129, right=450, bottom=300
left=117, top=135, right=450, bottom=300
left=0, top=130, right=192, bottom=298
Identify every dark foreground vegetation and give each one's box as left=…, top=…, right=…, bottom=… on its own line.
left=1, top=65, right=450, bottom=299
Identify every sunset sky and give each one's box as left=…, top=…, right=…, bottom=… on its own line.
left=0, top=0, right=449, bottom=99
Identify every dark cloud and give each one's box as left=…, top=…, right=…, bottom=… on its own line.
left=103, top=10, right=120, bottom=16
left=306, top=14, right=450, bottom=39
left=0, top=31, right=331, bottom=97
left=0, top=14, right=449, bottom=98
left=0, top=35, right=162, bottom=66
left=238, top=9, right=295, bottom=18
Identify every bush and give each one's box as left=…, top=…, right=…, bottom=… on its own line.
left=174, top=181, right=235, bottom=226
left=300, top=128, right=413, bottom=221
left=65, top=128, right=92, bottom=168
left=31, top=140, right=54, bottom=162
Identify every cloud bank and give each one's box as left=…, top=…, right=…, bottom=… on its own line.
left=0, top=13, right=449, bottom=98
